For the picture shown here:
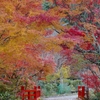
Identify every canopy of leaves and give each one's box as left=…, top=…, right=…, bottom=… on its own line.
left=0, top=0, right=100, bottom=94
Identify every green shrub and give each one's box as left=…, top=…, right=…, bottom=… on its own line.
left=39, top=79, right=82, bottom=97
left=42, top=1, right=52, bottom=11
left=0, top=82, right=12, bottom=93
left=89, top=90, right=100, bottom=100
left=57, top=83, right=71, bottom=94
left=95, top=92, right=100, bottom=100
left=0, top=91, right=20, bottom=100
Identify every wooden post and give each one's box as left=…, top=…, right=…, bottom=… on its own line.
left=78, top=86, right=85, bottom=99
left=38, top=86, right=40, bottom=97
left=86, top=87, right=89, bottom=100
left=34, top=86, right=37, bottom=100
left=28, top=92, right=31, bottom=100
left=21, top=86, right=25, bottom=100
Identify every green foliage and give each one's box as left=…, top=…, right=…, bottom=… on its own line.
left=94, top=3, right=100, bottom=8
left=80, top=11, right=88, bottom=22
left=39, top=79, right=82, bottom=97
left=0, top=82, right=21, bottom=100
left=42, top=82, right=58, bottom=97
left=42, top=1, right=52, bottom=11
left=60, top=18, right=70, bottom=25
left=0, top=82, right=12, bottom=92
left=46, top=66, right=70, bottom=82
left=70, top=4, right=77, bottom=10
left=89, top=89, right=100, bottom=100
left=71, top=80, right=83, bottom=89
left=58, top=83, right=71, bottom=94
left=95, top=92, right=100, bottom=100
left=95, top=22, right=100, bottom=28
left=0, top=91, right=20, bottom=100
left=71, top=54, right=88, bottom=71
left=0, top=77, right=23, bottom=94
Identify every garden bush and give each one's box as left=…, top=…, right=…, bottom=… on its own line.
left=0, top=91, right=20, bottom=100
left=89, top=89, right=100, bottom=100
left=38, top=79, right=82, bottom=97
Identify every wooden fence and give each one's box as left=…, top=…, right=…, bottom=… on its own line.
left=20, top=86, right=41, bottom=100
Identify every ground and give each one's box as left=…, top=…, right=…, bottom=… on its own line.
left=43, top=94, right=78, bottom=100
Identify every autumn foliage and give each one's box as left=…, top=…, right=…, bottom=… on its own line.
left=0, top=0, right=100, bottom=95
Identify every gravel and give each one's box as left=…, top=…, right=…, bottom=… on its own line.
left=43, top=95, right=78, bottom=100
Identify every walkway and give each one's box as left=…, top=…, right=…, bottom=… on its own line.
left=43, top=95, right=78, bottom=100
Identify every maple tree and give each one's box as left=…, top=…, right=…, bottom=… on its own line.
left=44, top=0, right=100, bottom=92
left=62, top=0, right=100, bottom=93
left=0, top=0, right=100, bottom=97
left=81, top=73, right=100, bottom=92
left=0, top=0, right=84, bottom=90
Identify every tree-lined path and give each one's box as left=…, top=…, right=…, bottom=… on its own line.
left=0, top=0, right=100, bottom=99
